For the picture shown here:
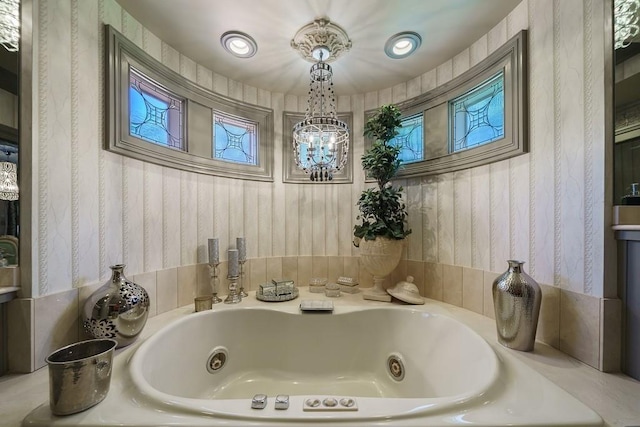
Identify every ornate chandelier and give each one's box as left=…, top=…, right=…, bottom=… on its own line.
left=0, top=0, right=19, bottom=52
left=291, top=19, right=351, bottom=182
left=614, top=0, right=640, bottom=49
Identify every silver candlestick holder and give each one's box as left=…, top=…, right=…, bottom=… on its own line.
left=224, top=274, right=242, bottom=304
left=208, top=263, right=222, bottom=304
left=238, top=260, right=248, bottom=297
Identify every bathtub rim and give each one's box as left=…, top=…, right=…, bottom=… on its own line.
left=20, top=290, right=606, bottom=426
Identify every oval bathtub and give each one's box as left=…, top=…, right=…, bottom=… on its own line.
left=22, top=297, right=605, bottom=426
left=130, top=306, right=499, bottom=421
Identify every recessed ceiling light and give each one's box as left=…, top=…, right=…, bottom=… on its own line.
left=220, top=31, right=257, bottom=58
left=384, top=32, right=422, bottom=59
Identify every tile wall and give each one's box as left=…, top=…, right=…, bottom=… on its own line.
left=7, top=256, right=604, bottom=372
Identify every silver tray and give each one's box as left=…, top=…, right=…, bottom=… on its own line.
left=256, top=287, right=299, bottom=302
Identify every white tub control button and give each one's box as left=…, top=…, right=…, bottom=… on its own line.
left=305, top=398, right=321, bottom=408
left=340, top=398, right=355, bottom=407
left=303, top=396, right=358, bottom=411
left=275, top=394, right=289, bottom=410
left=251, top=394, right=267, bottom=409
left=323, top=397, right=338, bottom=407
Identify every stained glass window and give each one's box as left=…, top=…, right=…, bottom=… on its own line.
left=129, top=68, right=184, bottom=150
left=213, top=112, right=258, bottom=165
left=389, top=113, right=424, bottom=164
left=450, top=71, right=504, bottom=152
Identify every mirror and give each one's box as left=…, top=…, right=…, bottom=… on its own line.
left=613, top=3, right=640, bottom=204
left=0, top=43, right=19, bottom=267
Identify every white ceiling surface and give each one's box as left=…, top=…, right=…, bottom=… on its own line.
left=116, top=0, right=521, bottom=95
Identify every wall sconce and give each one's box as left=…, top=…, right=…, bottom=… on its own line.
left=0, top=0, right=20, bottom=52
left=0, top=162, right=18, bottom=201
left=615, top=0, right=640, bottom=49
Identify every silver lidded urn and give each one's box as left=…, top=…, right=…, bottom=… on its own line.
left=492, top=260, right=541, bottom=352
left=82, top=264, right=150, bottom=348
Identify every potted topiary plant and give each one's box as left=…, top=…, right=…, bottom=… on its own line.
left=354, top=104, right=411, bottom=302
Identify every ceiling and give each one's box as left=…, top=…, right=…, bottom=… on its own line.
left=115, top=0, right=521, bottom=95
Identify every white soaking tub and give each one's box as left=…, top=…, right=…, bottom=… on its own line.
left=130, top=307, right=499, bottom=416
left=22, top=296, right=603, bottom=427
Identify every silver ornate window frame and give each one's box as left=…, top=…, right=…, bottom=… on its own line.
left=105, top=25, right=274, bottom=181
left=364, top=30, right=528, bottom=179
left=282, top=111, right=354, bottom=184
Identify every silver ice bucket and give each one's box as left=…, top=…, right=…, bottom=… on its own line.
left=46, top=338, right=117, bottom=415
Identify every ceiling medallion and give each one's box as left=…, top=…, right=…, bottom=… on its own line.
left=290, top=18, right=352, bottom=63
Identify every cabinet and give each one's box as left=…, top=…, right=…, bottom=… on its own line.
left=617, top=229, right=640, bottom=381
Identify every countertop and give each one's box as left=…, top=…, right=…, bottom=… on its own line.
left=0, top=286, right=19, bottom=303
left=613, top=205, right=640, bottom=230
left=2, top=289, right=640, bottom=427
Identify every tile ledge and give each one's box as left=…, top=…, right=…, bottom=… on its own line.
left=0, top=286, right=19, bottom=303
left=612, top=205, right=640, bottom=226
left=612, top=225, right=640, bottom=231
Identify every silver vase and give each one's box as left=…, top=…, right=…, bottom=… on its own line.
left=492, top=260, right=541, bottom=351
left=82, top=264, right=150, bottom=348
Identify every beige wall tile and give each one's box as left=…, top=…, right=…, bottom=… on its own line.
left=538, top=284, right=560, bottom=349
left=343, top=257, right=359, bottom=283
left=195, top=263, right=211, bottom=297
left=281, top=257, right=298, bottom=284
left=358, top=257, right=374, bottom=289
left=424, top=262, right=443, bottom=301
left=462, top=267, right=484, bottom=314
left=177, top=265, right=197, bottom=308
left=297, top=256, right=313, bottom=287
left=34, top=289, right=79, bottom=370
left=312, top=256, right=328, bottom=279
left=133, top=271, right=157, bottom=317
left=199, top=261, right=229, bottom=297
left=156, top=268, right=178, bottom=315
left=483, top=271, right=500, bottom=319
left=248, top=258, right=267, bottom=291
left=389, top=260, right=408, bottom=290
left=407, top=260, right=425, bottom=296
left=327, top=256, right=344, bottom=282
left=0, top=266, right=19, bottom=287
left=217, top=261, right=229, bottom=292
left=265, top=257, right=282, bottom=282
left=442, top=264, right=463, bottom=307
left=560, top=289, right=600, bottom=369
left=600, top=298, right=621, bottom=372
left=77, top=280, right=104, bottom=339
left=7, top=298, right=34, bottom=373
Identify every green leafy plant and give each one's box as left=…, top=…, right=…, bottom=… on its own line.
left=354, top=104, right=412, bottom=243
